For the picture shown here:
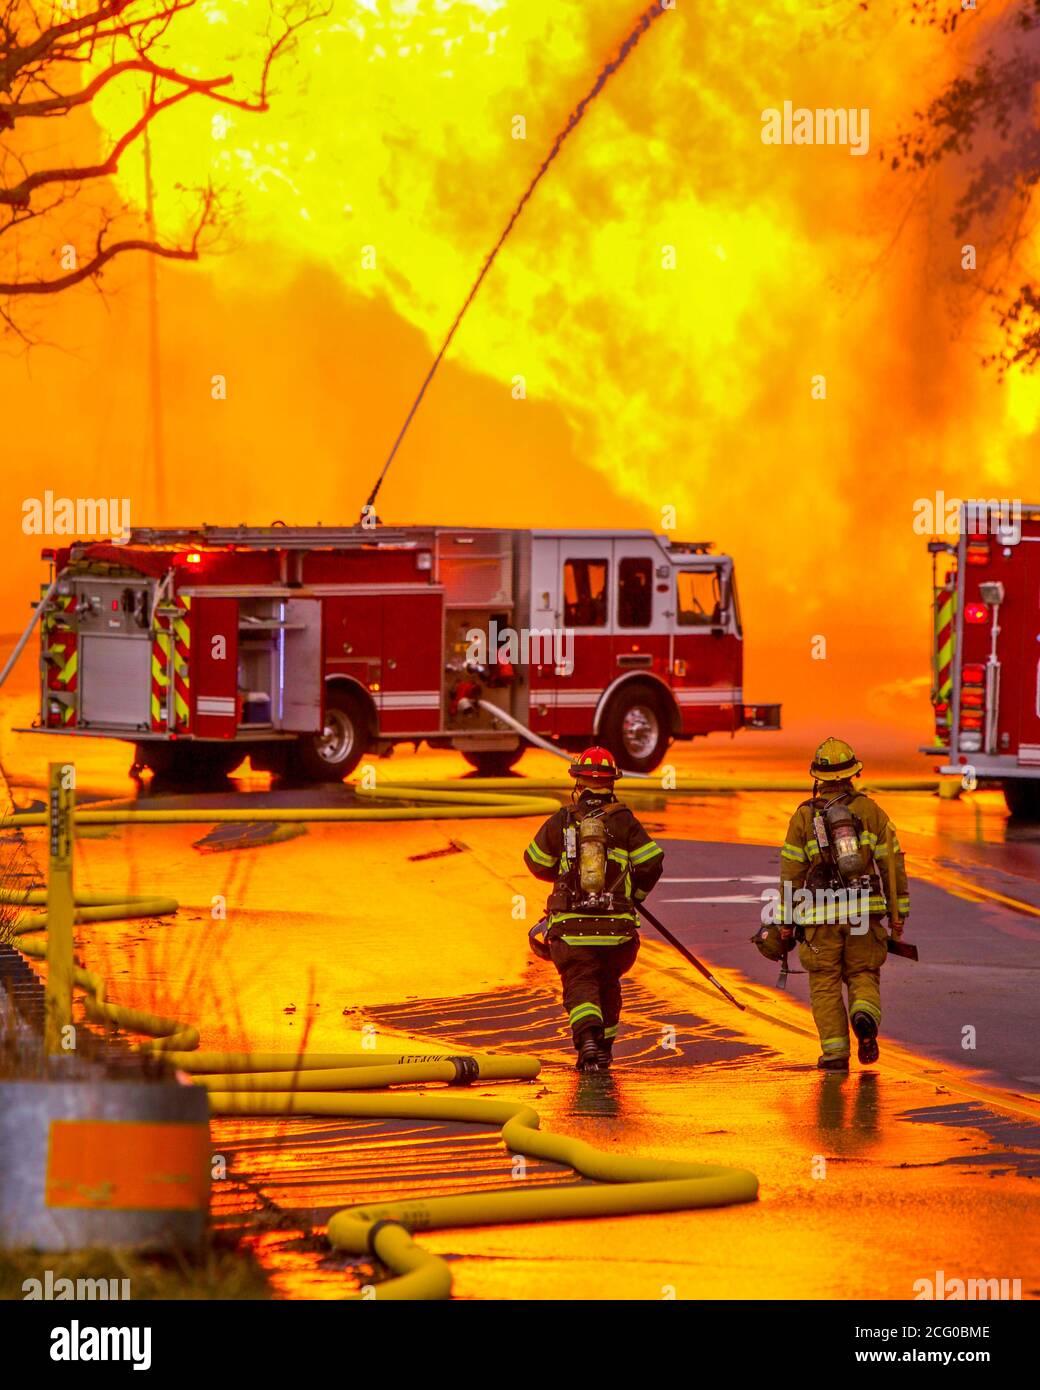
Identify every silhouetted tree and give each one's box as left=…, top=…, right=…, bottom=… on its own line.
left=884, top=0, right=1040, bottom=373
left=0, top=0, right=322, bottom=335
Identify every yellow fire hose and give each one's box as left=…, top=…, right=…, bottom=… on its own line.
left=1, top=779, right=762, bottom=1297
left=1, top=776, right=941, bottom=832
left=188, top=1052, right=758, bottom=1300
left=4, top=783, right=561, bottom=827
left=3, top=888, right=198, bottom=1048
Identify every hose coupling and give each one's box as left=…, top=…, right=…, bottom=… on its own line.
left=446, top=1055, right=480, bottom=1086
left=366, top=1217, right=403, bottom=1259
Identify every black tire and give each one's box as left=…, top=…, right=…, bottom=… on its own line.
left=135, top=742, right=244, bottom=783
left=1003, top=779, right=1040, bottom=818
left=291, top=689, right=370, bottom=782
left=461, top=744, right=524, bottom=776
left=599, top=682, right=672, bottom=774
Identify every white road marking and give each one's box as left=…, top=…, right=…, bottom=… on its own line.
left=662, top=894, right=766, bottom=904
left=661, top=875, right=775, bottom=884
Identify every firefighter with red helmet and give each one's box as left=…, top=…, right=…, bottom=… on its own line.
left=524, top=746, right=664, bottom=1071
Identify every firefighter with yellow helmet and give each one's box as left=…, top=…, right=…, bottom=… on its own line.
left=524, top=746, right=664, bottom=1072
left=762, top=737, right=911, bottom=1070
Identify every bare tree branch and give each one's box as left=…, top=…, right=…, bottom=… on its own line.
left=0, top=183, right=217, bottom=294
left=876, top=0, right=1040, bottom=374
left=0, top=0, right=325, bottom=334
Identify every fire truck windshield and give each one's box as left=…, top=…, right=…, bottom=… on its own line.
left=677, top=569, right=722, bottom=627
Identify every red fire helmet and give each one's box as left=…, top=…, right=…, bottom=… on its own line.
left=568, top=746, right=619, bottom=781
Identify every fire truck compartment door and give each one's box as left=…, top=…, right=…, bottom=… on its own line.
left=79, top=636, right=152, bottom=730
left=194, top=598, right=239, bottom=737
left=1017, top=541, right=1040, bottom=764
left=281, top=599, right=323, bottom=731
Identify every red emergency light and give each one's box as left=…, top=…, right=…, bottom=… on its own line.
left=964, top=603, right=989, bottom=624
left=965, top=541, right=991, bottom=566
left=961, top=664, right=985, bottom=685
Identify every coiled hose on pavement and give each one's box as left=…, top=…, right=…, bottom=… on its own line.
left=176, top=1050, right=759, bottom=1299
left=2, top=778, right=760, bottom=1297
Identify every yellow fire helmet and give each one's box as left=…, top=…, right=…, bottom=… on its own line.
left=810, top=736, right=863, bottom=782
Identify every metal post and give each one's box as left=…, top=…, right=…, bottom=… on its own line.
left=0, top=579, right=57, bottom=692
left=44, top=762, right=75, bottom=1056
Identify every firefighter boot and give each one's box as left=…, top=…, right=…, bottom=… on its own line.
left=852, top=1011, right=880, bottom=1064
left=576, top=1027, right=605, bottom=1072
left=817, top=1054, right=850, bottom=1071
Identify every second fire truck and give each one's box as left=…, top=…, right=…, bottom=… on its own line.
left=29, top=524, right=780, bottom=782
left=926, top=501, right=1040, bottom=816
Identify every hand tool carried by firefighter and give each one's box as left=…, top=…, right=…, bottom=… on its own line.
left=776, top=935, right=803, bottom=990
left=884, top=827, right=919, bottom=961
left=750, top=922, right=805, bottom=987
left=636, top=903, right=745, bottom=1011
left=528, top=919, right=551, bottom=960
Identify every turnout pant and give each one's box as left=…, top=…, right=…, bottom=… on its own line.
left=797, top=918, right=888, bottom=1060
left=548, top=933, right=640, bottom=1045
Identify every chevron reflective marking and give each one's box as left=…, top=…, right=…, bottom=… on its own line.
left=934, top=585, right=957, bottom=713
left=173, top=595, right=192, bottom=730
left=43, top=594, right=78, bottom=728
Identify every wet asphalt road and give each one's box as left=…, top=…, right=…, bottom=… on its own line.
left=653, top=838, right=1040, bottom=1096
left=2, top=669, right=1039, bottom=1300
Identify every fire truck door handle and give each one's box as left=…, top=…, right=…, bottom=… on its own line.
left=617, top=653, right=653, bottom=668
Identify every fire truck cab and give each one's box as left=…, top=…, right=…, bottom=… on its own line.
left=30, top=524, right=780, bottom=781
left=926, top=502, right=1040, bottom=816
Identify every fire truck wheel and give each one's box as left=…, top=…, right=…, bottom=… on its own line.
left=461, top=745, right=524, bottom=776
left=292, top=691, right=369, bottom=782
left=600, top=683, right=672, bottom=774
left=1003, top=779, right=1040, bottom=819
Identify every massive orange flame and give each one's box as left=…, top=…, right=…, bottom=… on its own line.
left=2, top=1, right=1037, bottom=750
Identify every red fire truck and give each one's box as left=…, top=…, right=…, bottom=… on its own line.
left=926, top=502, right=1040, bottom=815
left=28, top=524, right=780, bottom=781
